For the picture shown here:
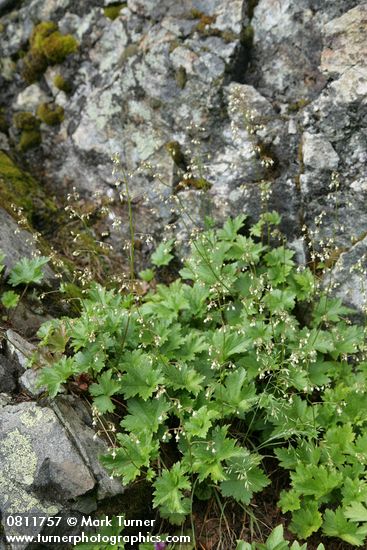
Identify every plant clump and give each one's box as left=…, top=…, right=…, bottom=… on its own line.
left=18, top=129, right=42, bottom=152
left=22, top=21, right=78, bottom=83
left=103, top=3, right=126, bottom=20
left=53, top=74, right=71, bottom=93
left=36, top=103, right=64, bottom=126
left=37, top=213, right=367, bottom=546
left=12, top=111, right=40, bottom=130
left=0, top=151, right=58, bottom=220
left=175, top=66, right=187, bottom=89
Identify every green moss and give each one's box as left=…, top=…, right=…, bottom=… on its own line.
left=42, top=32, right=78, bottom=64
left=195, top=14, right=217, bottom=33
left=287, top=98, right=310, bottom=113
left=53, top=74, right=71, bottom=93
left=220, top=30, right=238, bottom=43
left=13, top=111, right=40, bottom=130
left=36, top=103, right=64, bottom=125
left=103, top=3, right=126, bottom=20
left=175, top=66, right=187, bottom=89
left=189, top=9, right=204, bottom=19
left=22, top=21, right=78, bottom=83
left=0, top=152, right=49, bottom=216
left=30, top=21, right=58, bottom=49
left=22, top=50, right=48, bottom=84
left=18, top=129, right=42, bottom=152
left=240, top=25, right=254, bottom=48
left=176, top=177, right=212, bottom=192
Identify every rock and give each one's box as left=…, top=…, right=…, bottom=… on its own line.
left=0, top=355, right=17, bottom=394
left=0, top=400, right=103, bottom=545
left=0, top=0, right=366, bottom=318
left=33, top=457, right=94, bottom=501
left=302, top=132, right=339, bottom=172
left=0, top=208, right=54, bottom=284
left=51, top=396, right=125, bottom=500
left=14, top=85, right=51, bottom=113
left=323, top=236, right=367, bottom=315
left=19, top=367, right=46, bottom=398
left=321, top=4, right=367, bottom=77
left=5, top=329, right=36, bottom=372
left=0, top=0, right=19, bottom=15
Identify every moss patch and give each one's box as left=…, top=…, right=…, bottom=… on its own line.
left=36, top=102, right=64, bottom=125
left=175, top=66, right=187, bottom=89
left=13, top=111, right=40, bottom=130
left=0, top=151, right=57, bottom=219
left=176, top=177, right=212, bottom=192
left=240, top=25, right=254, bottom=48
left=103, top=3, right=126, bottom=20
left=53, top=74, right=71, bottom=93
left=22, top=21, right=78, bottom=83
left=195, top=13, right=217, bottom=33
left=18, top=129, right=42, bottom=152
left=287, top=98, right=310, bottom=113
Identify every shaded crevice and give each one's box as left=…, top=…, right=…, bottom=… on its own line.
left=229, top=0, right=259, bottom=84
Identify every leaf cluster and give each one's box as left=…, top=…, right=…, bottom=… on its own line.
left=38, top=214, right=367, bottom=544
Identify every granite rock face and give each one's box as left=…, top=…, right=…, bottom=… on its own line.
left=0, top=0, right=365, bottom=310
left=0, top=387, right=124, bottom=548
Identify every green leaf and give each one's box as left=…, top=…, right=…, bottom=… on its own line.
left=9, top=256, right=50, bottom=286
left=185, top=406, right=219, bottom=439
left=217, top=215, right=247, bottom=241
left=264, top=247, right=294, bottom=285
left=1, top=290, right=20, bottom=308
left=291, top=464, right=343, bottom=500
left=331, top=324, right=365, bottom=357
left=215, top=368, right=257, bottom=416
left=191, top=426, right=239, bottom=482
left=38, top=357, right=75, bottom=398
left=265, top=525, right=288, bottom=549
left=0, top=250, right=5, bottom=274
left=163, top=362, right=204, bottom=396
left=151, top=239, right=175, bottom=266
left=101, top=431, right=158, bottom=484
left=323, top=508, right=366, bottom=546
left=212, top=328, right=250, bottom=363
left=153, top=462, right=191, bottom=523
left=220, top=450, right=269, bottom=505
left=344, top=502, right=367, bottom=523
left=121, top=397, right=170, bottom=437
left=289, top=501, right=322, bottom=539
left=89, top=370, right=121, bottom=413
left=298, top=328, right=334, bottom=354
left=278, top=490, right=301, bottom=513
left=235, top=542, right=252, bottom=550
left=119, top=351, right=164, bottom=400
left=291, top=268, right=315, bottom=300
left=263, top=289, right=296, bottom=313
left=312, top=296, right=353, bottom=325
left=139, top=268, right=155, bottom=282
